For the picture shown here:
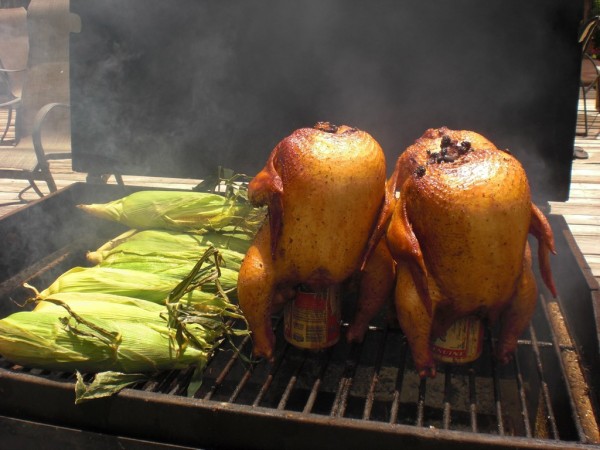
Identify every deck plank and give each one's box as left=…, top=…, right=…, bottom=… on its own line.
left=547, top=92, right=600, bottom=284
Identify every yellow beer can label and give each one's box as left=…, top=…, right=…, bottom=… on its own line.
left=284, top=286, right=341, bottom=350
left=431, top=316, right=483, bottom=364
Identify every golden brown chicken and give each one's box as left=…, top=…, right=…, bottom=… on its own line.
left=237, top=122, right=395, bottom=360
left=382, top=127, right=557, bottom=377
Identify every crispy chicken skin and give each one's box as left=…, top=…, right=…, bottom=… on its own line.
left=237, top=122, right=395, bottom=360
left=384, top=127, right=557, bottom=377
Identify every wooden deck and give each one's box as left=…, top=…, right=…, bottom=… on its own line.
left=548, top=90, right=600, bottom=285
left=0, top=107, right=202, bottom=210
left=1, top=97, right=600, bottom=285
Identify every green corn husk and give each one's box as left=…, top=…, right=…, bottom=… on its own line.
left=0, top=245, right=249, bottom=403
left=33, top=290, right=242, bottom=322
left=0, top=303, right=211, bottom=373
left=85, top=229, right=140, bottom=262
left=97, top=254, right=197, bottom=278
left=87, top=229, right=250, bottom=272
left=33, top=293, right=243, bottom=333
left=87, top=229, right=250, bottom=262
left=33, top=292, right=165, bottom=313
left=38, top=266, right=226, bottom=307
left=2, top=247, right=249, bottom=374
left=95, top=256, right=241, bottom=291
left=77, top=190, right=262, bottom=233
left=100, top=249, right=246, bottom=274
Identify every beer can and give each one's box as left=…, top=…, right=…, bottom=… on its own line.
left=431, top=316, right=483, bottom=364
left=283, top=285, right=341, bottom=350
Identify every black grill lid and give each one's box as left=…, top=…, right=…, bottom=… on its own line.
left=69, top=0, right=582, bottom=202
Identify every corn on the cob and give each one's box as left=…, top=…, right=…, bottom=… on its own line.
left=94, top=256, right=241, bottom=289
left=77, top=190, right=262, bottom=233
left=33, top=290, right=241, bottom=321
left=85, top=229, right=140, bottom=264
left=33, top=293, right=243, bottom=332
left=6, top=261, right=247, bottom=373
left=2, top=248, right=248, bottom=374
left=97, top=255, right=196, bottom=278
left=33, top=292, right=165, bottom=313
left=86, top=229, right=249, bottom=271
left=0, top=304, right=212, bottom=373
left=38, top=266, right=223, bottom=306
left=3, top=182, right=258, bottom=389
left=98, top=251, right=244, bottom=273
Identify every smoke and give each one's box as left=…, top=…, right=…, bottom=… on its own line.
left=69, top=0, right=581, bottom=201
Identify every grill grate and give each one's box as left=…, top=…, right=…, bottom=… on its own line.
left=0, top=284, right=597, bottom=448
left=19, top=293, right=578, bottom=440
left=152, top=296, right=589, bottom=442
left=0, top=296, right=598, bottom=449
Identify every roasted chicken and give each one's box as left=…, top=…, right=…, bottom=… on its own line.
left=382, top=127, right=557, bottom=377
left=237, top=122, right=395, bottom=360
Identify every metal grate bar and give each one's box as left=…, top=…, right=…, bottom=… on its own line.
left=228, top=365, right=254, bottom=403
left=169, top=366, right=197, bottom=396
left=277, top=350, right=308, bottom=410
left=362, top=329, right=388, bottom=420
left=28, top=368, right=50, bottom=377
left=528, top=323, right=560, bottom=439
left=513, top=348, right=532, bottom=437
left=538, top=296, right=592, bottom=442
left=488, top=333, right=505, bottom=436
left=442, top=365, right=453, bottom=430
left=253, top=343, right=290, bottom=407
left=228, top=317, right=285, bottom=404
left=468, top=366, right=478, bottom=433
left=416, top=377, right=427, bottom=427
left=517, top=338, right=554, bottom=348
left=303, top=348, right=333, bottom=414
left=198, top=334, right=252, bottom=400
left=144, top=370, right=179, bottom=393
left=227, top=322, right=280, bottom=403
left=330, top=342, right=362, bottom=418
left=389, top=336, right=409, bottom=424
left=46, top=369, right=77, bottom=382
left=81, top=372, right=95, bottom=383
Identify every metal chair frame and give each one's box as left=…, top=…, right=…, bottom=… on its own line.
left=578, top=16, right=600, bottom=136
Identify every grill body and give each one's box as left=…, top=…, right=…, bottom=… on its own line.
left=0, top=0, right=593, bottom=447
left=70, top=0, right=581, bottom=203
left=0, top=183, right=598, bottom=449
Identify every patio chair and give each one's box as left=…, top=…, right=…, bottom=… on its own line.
left=0, top=7, right=28, bottom=145
left=0, top=0, right=80, bottom=200
left=578, top=15, right=600, bottom=137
